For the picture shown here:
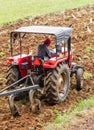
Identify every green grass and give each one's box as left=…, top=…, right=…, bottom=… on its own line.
left=0, top=51, right=5, bottom=56
left=85, top=46, right=94, bottom=52
left=44, top=95, right=94, bottom=130
left=0, top=0, right=94, bottom=25
left=74, top=96, right=94, bottom=111
left=84, top=71, right=92, bottom=79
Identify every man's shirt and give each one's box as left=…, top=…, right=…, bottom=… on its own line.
left=37, top=44, right=51, bottom=58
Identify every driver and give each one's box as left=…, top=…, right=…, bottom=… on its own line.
left=37, top=38, right=52, bottom=59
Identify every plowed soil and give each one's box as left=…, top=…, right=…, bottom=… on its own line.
left=69, top=107, right=94, bottom=130
left=0, top=5, right=94, bottom=130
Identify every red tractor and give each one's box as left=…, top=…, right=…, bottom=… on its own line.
left=0, top=26, right=84, bottom=116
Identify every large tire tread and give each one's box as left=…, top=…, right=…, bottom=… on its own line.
left=76, top=68, right=84, bottom=91
left=6, top=66, right=20, bottom=86
left=45, top=64, right=70, bottom=105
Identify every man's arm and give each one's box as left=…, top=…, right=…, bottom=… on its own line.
left=45, top=46, right=51, bottom=58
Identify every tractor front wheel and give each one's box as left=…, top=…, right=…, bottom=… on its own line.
left=45, top=64, right=70, bottom=105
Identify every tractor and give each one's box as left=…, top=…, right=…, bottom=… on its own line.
left=0, top=25, right=84, bottom=116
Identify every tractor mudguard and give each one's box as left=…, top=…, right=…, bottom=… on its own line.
left=43, top=56, right=68, bottom=69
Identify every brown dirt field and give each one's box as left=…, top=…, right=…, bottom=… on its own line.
left=69, top=107, right=94, bottom=130
left=58, top=107, right=94, bottom=130
left=0, top=5, right=94, bottom=130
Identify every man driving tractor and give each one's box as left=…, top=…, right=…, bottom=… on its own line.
left=37, top=38, right=52, bottom=59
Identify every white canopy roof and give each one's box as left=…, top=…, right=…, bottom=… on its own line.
left=13, top=25, right=72, bottom=43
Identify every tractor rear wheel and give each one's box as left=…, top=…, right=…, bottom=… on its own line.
left=76, top=68, right=84, bottom=91
left=45, top=64, right=70, bottom=105
left=6, top=66, right=20, bottom=86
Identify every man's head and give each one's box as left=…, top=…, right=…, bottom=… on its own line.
left=44, top=38, right=51, bottom=46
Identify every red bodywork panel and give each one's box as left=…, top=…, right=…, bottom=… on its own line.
left=7, top=50, right=73, bottom=77
left=43, top=51, right=72, bottom=69
left=7, top=54, right=34, bottom=77
left=33, top=57, right=41, bottom=66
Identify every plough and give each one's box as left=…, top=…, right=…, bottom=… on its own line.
left=0, top=72, right=41, bottom=117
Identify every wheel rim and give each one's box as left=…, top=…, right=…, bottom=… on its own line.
left=57, top=71, right=68, bottom=100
